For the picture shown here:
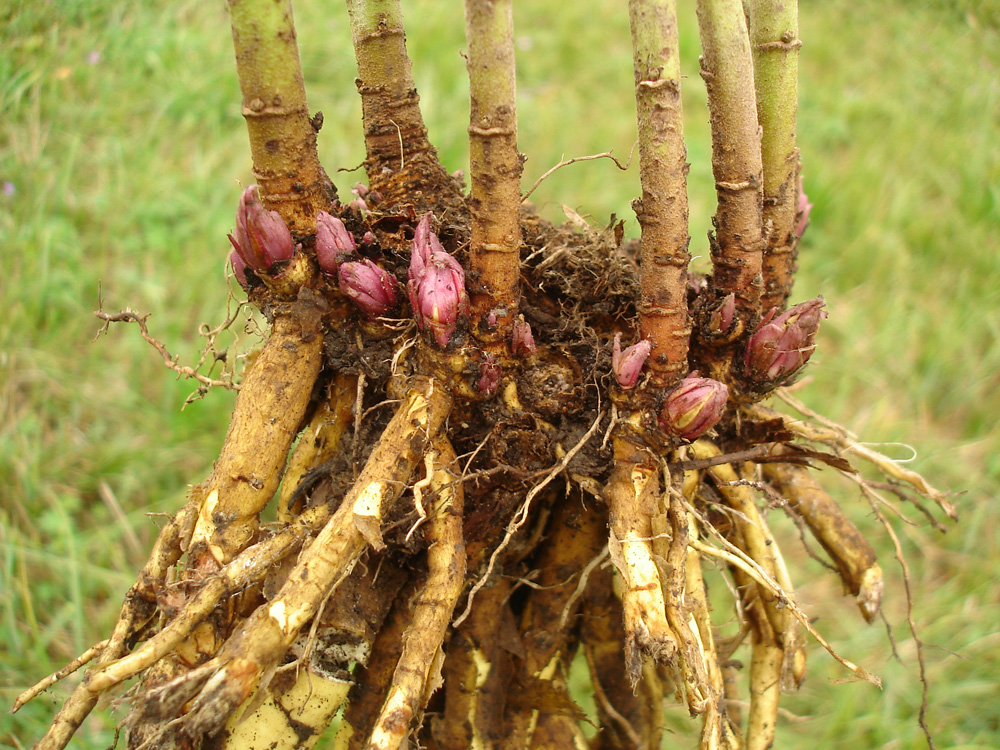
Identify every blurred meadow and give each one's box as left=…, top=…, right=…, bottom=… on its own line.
left=1, top=0, right=998, bottom=747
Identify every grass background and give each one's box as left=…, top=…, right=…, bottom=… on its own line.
left=1, top=0, right=998, bottom=747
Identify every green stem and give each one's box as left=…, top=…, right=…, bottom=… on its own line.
left=228, top=0, right=334, bottom=234
left=746, top=0, right=802, bottom=312
left=346, top=0, right=458, bottom=210
left=628, top=0, right=691, bottom=388
left=464, top=0, right=523, bottom=347
left=696, top=0, right=766, bottom=322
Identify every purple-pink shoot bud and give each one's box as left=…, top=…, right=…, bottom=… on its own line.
left=795, top=179, right=813, bottom=240
left=512, top=319, right=536, bottom=357
left=612, top=333, right=651, bottom=389
left=315, top=211, right=356, bottom=276
left=709, top=293, right=737, bottom=336
left=478, top=356, right=502, bottom=397
left=338, top=259, right=400, bottom=321
left=229, top=185, right=295, bottom=274
left=744, top=297, right=826, bottom=388
left=659, top=375, right=729, bottom=440
left=230, top=249, right=249, bottom=290
left=408, top=214, right=469, bottom=348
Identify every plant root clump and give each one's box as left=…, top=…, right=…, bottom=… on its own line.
left=17, top=1, right=956, bottom=748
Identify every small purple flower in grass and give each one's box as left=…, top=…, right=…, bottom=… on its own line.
left=316, top=211, right=356, bottom=276
left=338, top=259, right=400, bottom=320
left=408, top=214, right=469, bottom=348
left=228, top=185, right=295, bottom=274
left=478, top=355, right=502, bottom=397
left=659, top=375, right=729, bottom=440
left=744, top=296, right=826, bottom=389
left=511, top=318, right=536, bottom=357
left=612, top=333, right=651, bottom=389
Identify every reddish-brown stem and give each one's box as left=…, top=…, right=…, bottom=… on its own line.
left=228, top=0, right=335, bottom=234
left=346, top=0, right=459, bottom=210
left=696, top=0, right=766, bottom=322
left=628, top=0, right=692, bottom=387
left=464, top=0, right=523, bottom=347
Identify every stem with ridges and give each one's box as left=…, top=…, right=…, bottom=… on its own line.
left=464, top=0, right=523, bottom=347
left=695, top=0, right=766, bottom=325
left=228, top=0, right=334, bottom=234
left=346, top=0, right=457, bottom=209
left=628, top=0, right=691, bottom=387
left=746, top=0, right=802, bottom=312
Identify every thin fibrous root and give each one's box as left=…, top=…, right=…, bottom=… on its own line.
left=606, top=431, right=677, bottom=684
left=763, top=459, right=884, bottom=622
left=366, top=434, right=466, bottom=750
left=761, top=394, right=956, bottom=518
left=86, top=504, right=332, bottom=694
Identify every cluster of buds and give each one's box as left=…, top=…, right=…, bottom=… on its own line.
left=228, top=185, right=296, bottom=285
left=611, top=334, right=651, bottom=390
left=743, top=297, right=826, bottom=390
left=659, top=374, right=729, bottom=440
left=408, top=214, right=469, bottom=348
left=315, top=211, right=400, bottom=320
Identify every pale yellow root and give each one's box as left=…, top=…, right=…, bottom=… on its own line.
left=86, top=504, right=332, bottom=693
left=221, top=666, right=352, bottom=750
left=189, top=299, right=327, bottom=567
left=366, top=434, right=466, bottom=750
left=763, top=460, right=884, bottom=622
left=278, top=372, right=358, bottom=523
left=606, top=430, right=677, bottom=684
left=747, top=641, right=783, bottom=750
left=128, top=378, right=453, bottom=744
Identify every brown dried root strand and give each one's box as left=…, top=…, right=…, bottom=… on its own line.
left=581, top=562, right=666, bottom=750
left=125, top=377, right=452, bottom=747
left=365, top=435, right=466, bottom=750
left=503, top=489, right=606, bottom=748
left=763, top=459, right=884, bottom=622
left=23, top=496, right=199, bottom=750
left=606, top=430, right=677, bottom=684
left=188, top=294, right=327, bottom=568
left=758, top=395, right=956, bottom=518
left=433, top=579, right=516, bottom=750
left=278, top=372, right=358, bottom=522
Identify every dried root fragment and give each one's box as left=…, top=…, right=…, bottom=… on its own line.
left=763, top=459, right=884, bottom=622
left=582, top=562, right=666, bottom=750
left=504, top=488, right=606, bottom=748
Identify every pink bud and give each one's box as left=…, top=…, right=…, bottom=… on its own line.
left=612, top=333, right=651, bottom=389
left=338, top=259, right=400, bottom=320
left=348, top=197, right=369, bottom=216
left=230, top=249, right=249, bottom=290
left=795, top=179, right=813, bottom=240
left=709, top=293, right=737, bottom=336
left=512, top=319, right=536, bottom=356
left=352, top=183, right=369, bottom=199
left=659, top=375, right=729, bottom=440
left=229, top=185, right=295, bottom=273
left=744, top=297, right=826, bottom=389
left=478, top=355, right=501, bottom=397
left=315, top=211, right=356, bottom=276
left=408, top=214, right=469, bottom=348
